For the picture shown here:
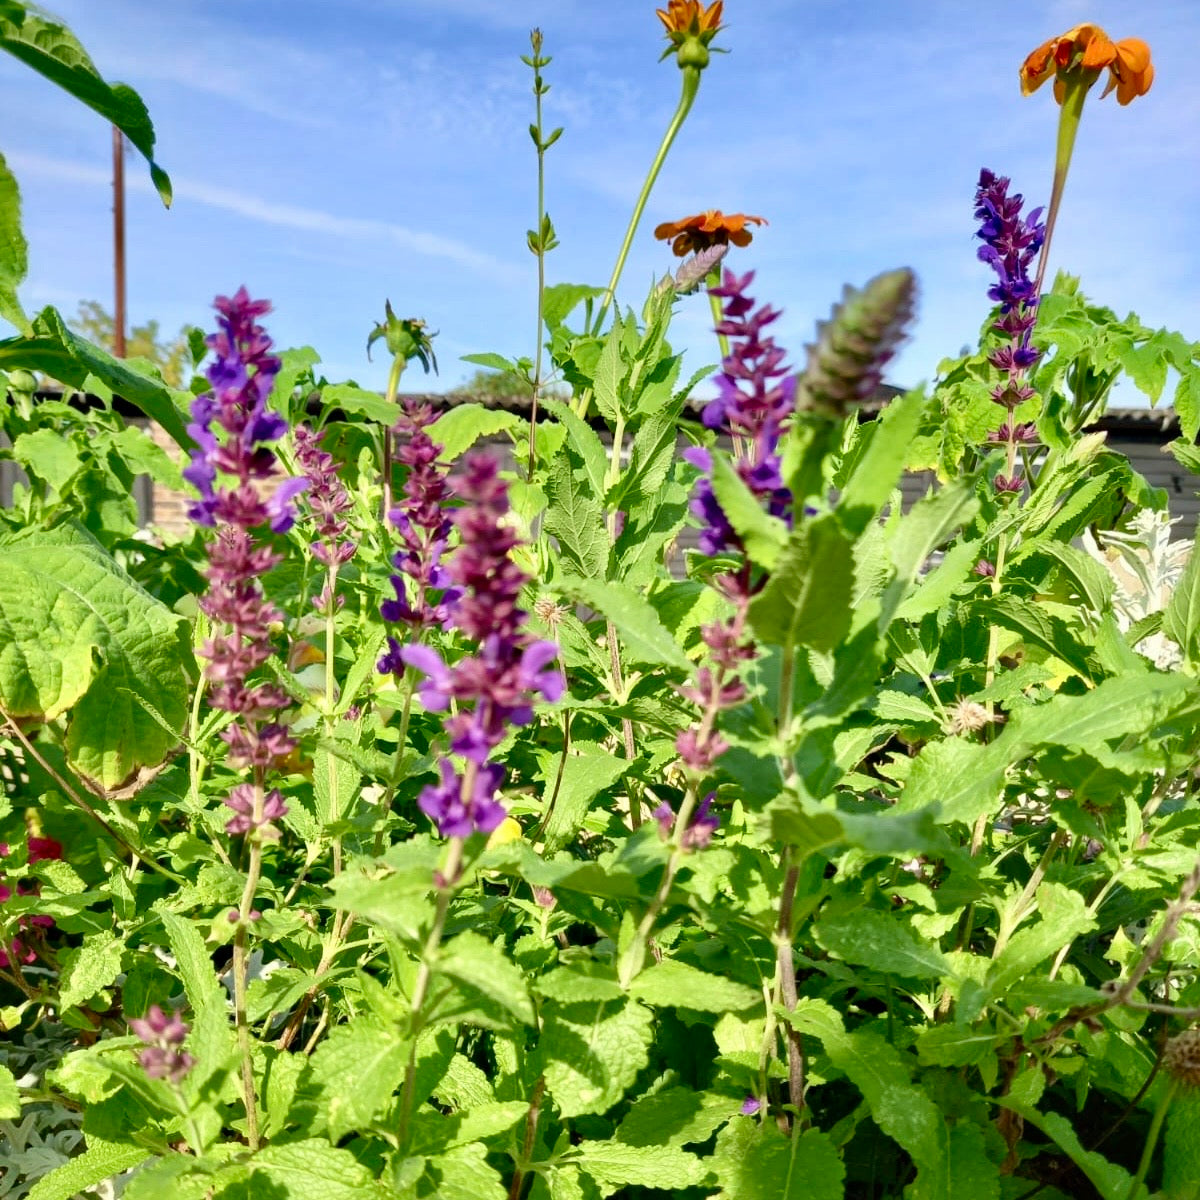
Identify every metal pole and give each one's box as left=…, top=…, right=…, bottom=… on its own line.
left=112, top=125, right=126, bottom=358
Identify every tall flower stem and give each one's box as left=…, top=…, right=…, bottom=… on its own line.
left=397, top=835, right=465, bottom=1146
left=773, top=855, right=806, bottom=1123
left=1032, top=74, right=1088, bottom=307
left=1127, top=1077, right=1177, bottom=1200
left=382, top=354, right=405, bottom=523
left=231, top=778, right=266, bottom=1152
left=588, top=66, right=700, bottom=345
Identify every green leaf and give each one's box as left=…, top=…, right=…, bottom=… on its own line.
left=460, top=351, right=517, bottom=372
left=0, top=6, right=171, bottom=203
left=711, top=1119, right=844, bottom=1200
left=159, top=911, right=236, bottom=1085
left=838, top=386, right=927, bottom=534
left=0, top=306, right=190, bottom=448
left=426, top=1142, right=507, bottom=1199
left=57, top=929, right=124, bottom=1011
left=542, top=283, right=604, bottom=333
left=1167, top=436, right=1200, bottom=476
left=907, top=1121, right=1000, bottom=1200
left=252, top=1139, right=394, bottom=1199
left=319, top=382, right=399, bottom=425
left=986, top=883, right=1097, bottom=997
left=409, top=1102, right=528, bottom=1155
left=1165, top=538, right=1200, bottom=671
left=25, top=1138, right=152, bottom=1200
left=814, top=908, right=951, bottom=979
left=0, top=523, right=191, bottom=794
left=430, top=404, right=523, bottom=461
left=438, top=931, right=535, bottom=1025
left=539, top=997, right=653, bottom=1117
left=1019, top=540, right=1115, bottom=615
left=541, top=396, right=608, bottom=496
left=0, top=149, right=29, bottom=331
left=563, top=576, right=690, bottom=670
left=616, top=1087, right=734, bottom=1148
left=1175, top=366, right=1200, bottom=443
left=544, top=452, right=609, bottom=579
left=629, top=960, right=759, bottom=1012
left=573, top=1141, right=708, bottom=1191
left=1164, top=1088, right=1200, bottom=1200
left=538, top=748, right=630, bottom=852
left=997, top=1105, right=1146, bottom=1200
left=788, top=999, right=945, bottom=1172
left=592, top=313, right=626, bottom=423
left=893, top=537, right=981, bottom=622
left=0, top=1062, right=19, bottom=1118
left=975, top=593, right=1095, bottom=679
left=308, top=1018, right=410, bottom=1141
left=327, top=840, right=441, bottom=944
left=748, top=515, right=855, bottom=652
left=708, top=452, right=788, bottom=570
left=11, top=427, right=82, bottom=493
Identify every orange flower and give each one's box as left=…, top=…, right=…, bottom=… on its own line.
left=653, top=210, right=766, bottom=257
left=657, top=1, right=724, bottom=69
left=656, top=0, right=723, bottom=38
left=1021, top=23, right=1153, bottom=105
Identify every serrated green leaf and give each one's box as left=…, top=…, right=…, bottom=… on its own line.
left=0, top=523, right=191, bottom=794
left=907, top=1120, right=1000, bottom=1200
left=57, top=929, right=124, bottom=1011
left=573, top=1140, right=708, bottom=1190
left=563, top=576, right=689, bottom=670
left=707, top=451, right=788, bottom=570
left=814, top=908, right=951, bottom=979
left=25, top=1137, right=151, bottom=1200
left=11, top=427, right=82, bottom=493
left=438, top=930, right=535, bottom=1025
left=327, top=841, right=441, bottom=944
left=430, top=404, right=523, bottom=461
left=748, top=515, right=854, bottom=652
left=0, top=1062, right=18, bottom=1118
left=541, top=395, right=608, bottom=496
left=616, top=1087, right=734, bottom=1148
left=711, top=1119, right=844, bottom=1200
left=0, top=149, right=29, bottom=331
left=309, top=1018, right=410, bottom=1141
left=838, top=386, right=927, bottom=534
left=1175, top=367, right=1200, bottom=442
left=976, top=593, right=1095, bottom=679
left=538, top=748, right=630, bottom=852
left=629, top=960, right=759, bottom=1012
left=425, top=1141, right=507, bottom=1199
left=986, top=883, right=1096, bottom=997
left=1165, top=539, right=1200, bottom=671
left=252, top=1138, right=393, bottom=1199
left=540, top=996, right=653, bottom=1117
left=592, top=313, right=626, bottom=423
left=542, top=283, right=604, bottom=333
left=0, top=7, right=170, bottom=203
left=545, top=451, right=609, bottom=579
left=319, top=382, right=399, bottom=425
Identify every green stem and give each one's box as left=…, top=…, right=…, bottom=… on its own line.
left=1127, top=1077, right=1177, bottom=1200
left=232, top=779, right=266, bottom=1152
left=587, top=65, right=700, bottom=345
left=527, top=46, right=550, bottom=482
left=706, top=273, right=730, bottom=362
left=397, top=835, right=465, bottom=1146
left=382, top=354, right=406, bottom=522
left=374, top=657, right=421, bottom=855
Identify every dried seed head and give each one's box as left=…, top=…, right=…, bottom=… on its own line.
left=1164, top=1028, right=1200, bottom=1088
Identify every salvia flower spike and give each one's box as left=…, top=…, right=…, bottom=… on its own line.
left=795, top=268, right=917, bottom=418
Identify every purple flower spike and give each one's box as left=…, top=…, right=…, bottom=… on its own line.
left=130, top=1004, right=196, bottom=1085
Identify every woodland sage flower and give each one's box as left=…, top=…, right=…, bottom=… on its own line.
left=1021, top=24, right=1153, bottom=105
left=398, top=453, right=562, bottom=838
left=292, top=425, right=357, bottom=584
left=129, top=1005, right=196, bottom=1085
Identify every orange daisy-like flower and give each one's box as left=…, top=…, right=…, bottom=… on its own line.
left=653, top=210, right=766, bottom=257
left=1021, top=23, right=1153, bottom=105
left=656, top=0, right=723, bottom=38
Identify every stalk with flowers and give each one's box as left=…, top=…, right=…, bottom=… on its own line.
left=6, top=8, right=1200, bottom=1200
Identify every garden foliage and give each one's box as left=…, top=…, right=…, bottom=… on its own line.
left=3, top=5, right=1200, bottom=1199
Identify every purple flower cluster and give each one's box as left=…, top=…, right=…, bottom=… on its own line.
left=683, top=269, right=794, bottom=556
left=395, top=453, right=562, bottom=839
left=185, top=290, right=300, bottom=839
left=293, top=425, right=356, bottom=611
left=974, top=169, right=1046, bottom=490
left=129, top=1005, right=195, bottom=1085
left=654, top=792, right=720, bottom=851
left=0, top=835, right=62, bottom=969
left=377, top=402, right=459, bottom=677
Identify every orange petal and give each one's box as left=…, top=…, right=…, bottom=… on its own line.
left=729, top=228, right=753, bottom=248
left=1020, top=40, right=1056, bottom=95
left=1114, top=37, right=1151, bottom=73
left=1076, top=25, right=1117, bottom=70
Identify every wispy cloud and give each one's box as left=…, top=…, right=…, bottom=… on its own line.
left=8, top=151, right=520, bottom=280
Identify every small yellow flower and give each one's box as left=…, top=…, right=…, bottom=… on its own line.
left=653, top=209, right=766, bottom=257
left=656, top=0, right=724, bottom=70
left=1021, top=23, right=1153, bottom=105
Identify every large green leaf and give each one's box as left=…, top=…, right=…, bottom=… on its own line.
left=814, top=908, right=952, bottom=980
left=0, top=523, right=192, bottom=794
left=429, top=403, right=523, bottom=461
left=0, top=3, right=171, bottom=204
left=544, top=450, right=609, bottom=579
left=0, top=306, right=191, bottom=448
left=308, top=1019, right=411, bottom=1141
left=0, top=149, right=29, bottom=331
left=24, top=1138, right=152, bottom=1200
left=563, top=575, right=690, bottom=670
left=711, top=1120, right=844, bottom=1200
left=748, top=514, right=855, bottom=652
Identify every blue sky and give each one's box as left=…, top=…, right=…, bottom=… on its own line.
left=3, top=0, right=1198, bottom=401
